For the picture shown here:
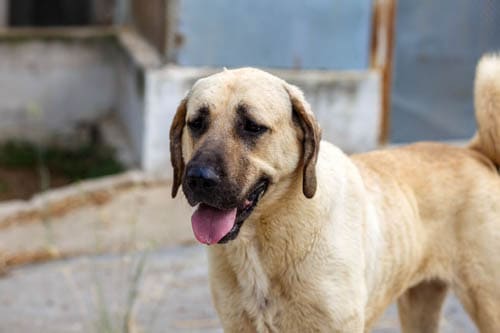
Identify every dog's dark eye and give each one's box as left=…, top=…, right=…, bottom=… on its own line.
left=188, top=117, right=205, bottom=133
left=188, top=107, right=209, bottom=136
left=241, top=118, right=268, bottom=135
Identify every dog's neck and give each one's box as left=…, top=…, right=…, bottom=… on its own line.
left=223, top=176, right=330, bottom=288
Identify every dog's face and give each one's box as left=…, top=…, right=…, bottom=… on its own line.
left=170, top=68, right=321, bottom=245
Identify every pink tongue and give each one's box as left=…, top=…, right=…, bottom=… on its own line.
left=191, top=204, right=237, bottom=245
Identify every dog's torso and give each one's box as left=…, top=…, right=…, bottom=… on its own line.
left=208, top=141, right=500, bottom=332
left=353, top=142, right=500, bottom=327
left=171, top=63, right=500, bottom=332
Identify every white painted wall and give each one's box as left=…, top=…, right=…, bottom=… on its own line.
left=143, top=66, right=381, bottom=176
left=143, top=66, right=199, bottom=174
left=0, top=39, right=119, bottom=143
left=274, top=69, right=381, bottom=152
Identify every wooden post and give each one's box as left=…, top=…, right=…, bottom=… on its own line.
left=130, top=0, right=167, bottom=55
left=370, top=0, right=397, bottom=145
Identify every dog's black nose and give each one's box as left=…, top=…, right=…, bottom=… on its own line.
left=186, top=166, right=220, bottom=190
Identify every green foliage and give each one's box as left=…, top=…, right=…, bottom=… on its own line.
left=0, top=141, right=38, bottom=167
left=0, top=140, right=124, bottom=181
left=0, top=179, right=8, bottom=193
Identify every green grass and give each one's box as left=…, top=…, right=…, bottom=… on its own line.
left=0, top=140, right=124, bottom=181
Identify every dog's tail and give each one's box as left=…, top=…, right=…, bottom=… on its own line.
left=469, top=53, right=500, bottom=167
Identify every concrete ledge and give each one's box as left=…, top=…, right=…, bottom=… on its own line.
left=0, top=171, right=167, bottom=228
left=0, top=27, right=118, bottom=40
left=116, top=27, right=162, bottom=69
left=0, top=27, right=161, bottom=69
left=0, top=171, right=195, bottom=272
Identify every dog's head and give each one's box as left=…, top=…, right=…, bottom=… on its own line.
left=170, top=68, right=321, bottom=245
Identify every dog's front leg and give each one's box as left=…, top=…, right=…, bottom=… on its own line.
left=332, top=312, right=365, bottom=333
left=325, top=290, right=365, bottom=333
left=319, top=240, right=367, bottom=330
left=279, top=266, right=366, bottom=332
left=209, top=273, right=256, bottom=332
left=207, top=249, right=256, bottom=332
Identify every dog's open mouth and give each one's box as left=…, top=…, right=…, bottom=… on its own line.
left=191, top=179, right=269, bottom=245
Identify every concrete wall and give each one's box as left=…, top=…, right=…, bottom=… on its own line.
left=144, top=66, right=381, bottom=175
left=114, top=29, right=161, bottom=166
left=391, top=0, right=500, bottom=142
left=114, top=49, right=145, bottom=164
left=0, top=30, right=381, bottom=177
left=173, top=0, right=373, bottom=70
left=143, top=66, right=197, bottom=173
left=0, top=0, right=7, bottom=27
left=0, top=30, right=153, bottom=166
left=0, top=35, right=119, bottom=143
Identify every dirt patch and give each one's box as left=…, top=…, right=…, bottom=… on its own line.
left=0, top=140, right=124, bottom=201
left=0, top=167, right=71, bottom=201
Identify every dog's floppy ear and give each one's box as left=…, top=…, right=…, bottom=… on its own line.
left=284, top=84, right=322, bottom=198
left=169, top=98, right=188, bottom=198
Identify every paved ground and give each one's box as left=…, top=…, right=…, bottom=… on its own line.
left=0, top=177, right=478, bottom=332
left=0, top=245, right=477, bottom=333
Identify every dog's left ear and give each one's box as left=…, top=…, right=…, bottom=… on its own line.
left=284, top=84, right=322, bottom=198
left=169, top=98, right=188, bottom=198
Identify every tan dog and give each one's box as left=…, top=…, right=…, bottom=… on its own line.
left=169, top=55, right=500, bottom=333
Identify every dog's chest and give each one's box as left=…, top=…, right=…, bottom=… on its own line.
left=225, top=241, right=280, bottom=332
left=226, top=240, right=323, bottom=332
